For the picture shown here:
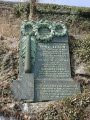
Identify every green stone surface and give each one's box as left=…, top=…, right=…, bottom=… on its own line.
left=35, top=80, right=80, bottom=101
left=38, top=27, right=51, bottom=37
left=12, top=20, right=81, bottom=101
left=24, top=35, right=31, bottom=73
left=12, top=73, right=34, bottom=100
left=33, top=42, right=71, bottom=79
left=33, top=37, right=80, bottom=101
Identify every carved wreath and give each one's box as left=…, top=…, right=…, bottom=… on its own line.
left=21, top=20, right=67, bottom=66
left=34, top=20, right=54, bottom=42
left=21, top=20, right=35, bottom=36
left=21, top=20, right=67, bottom=42
left=54, top=23, right=67, bottom=37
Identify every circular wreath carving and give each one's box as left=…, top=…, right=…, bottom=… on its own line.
left=34, top=21, right=54, bottom=42
left=54, top=23, right=67, bottom=37
left=21, top=21, right=35, bottom=36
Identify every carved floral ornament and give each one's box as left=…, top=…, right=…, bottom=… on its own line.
left=21, top=20, right=67, bottom=42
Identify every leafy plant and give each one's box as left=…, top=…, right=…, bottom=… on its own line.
left=70, top=36, right=90, bottom=66
left=76, top=7, right=90, bottom=18
left=14, top=3, right=30, bottom=18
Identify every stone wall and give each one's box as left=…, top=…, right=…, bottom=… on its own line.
left=0, top=1, right=21, bottom=38
left=0, top=1, right=90, bottom=39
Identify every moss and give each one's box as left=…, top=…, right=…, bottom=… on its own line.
left=14, top=2, right=30, bottom=18
left=70, top=36, right=90, bottom=67
left=37, top=88, right=90, bottom=120
left=0, top=40, right=19, bottom=102
left=76, top=7, right=90, bottom=18
left=13, top=2, right=90, bottom=19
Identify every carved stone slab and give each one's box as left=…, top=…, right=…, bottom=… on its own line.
left=35, top=80, right=80, bottom=101
left=12, top=20, right=81, bottom=101
left=32, top=36, right=80, bottom=101
left=33, top=41, right=71, bottom=79
left=12, top=73, right=34, bottom=100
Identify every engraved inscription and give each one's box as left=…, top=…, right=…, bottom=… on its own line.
left=33, top=40, right=80, bottom=101
left=34, top=43, right=71, bottom=79
left=35, top=80, right=80, bottom=100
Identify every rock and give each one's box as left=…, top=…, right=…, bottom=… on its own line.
left=0, top=34, right=4, bottom=40
left=75, top=63, right=90, bottom=75
left=23, top=103, right=28, bottom=112
left=0, top=34, right=7, bottom=40
left=84, top=105, right=90, bottom=120
left=22, top=101, right=55, bottom=113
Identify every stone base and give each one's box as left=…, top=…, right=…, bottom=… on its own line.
left=12, top=75, right=81, bottom=101
left=34, top=78, right=81, bottom=101
left=12, top=73, right=34, bottom=100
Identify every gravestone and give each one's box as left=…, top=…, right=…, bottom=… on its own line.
left=12, top=20, right=80, bottom=101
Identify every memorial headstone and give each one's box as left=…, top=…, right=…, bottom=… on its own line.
left=12, top=20, right=80, bottom=101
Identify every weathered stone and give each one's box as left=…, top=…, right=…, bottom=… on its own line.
left=0, top=34, right=6, bottom=40
left=23, top=101, right=55, bottom=113
left=12, top=21, right=81, bottom=101
left=75, top=63, right=90, bottom=75
left=12, top=73, right=34, bottom=100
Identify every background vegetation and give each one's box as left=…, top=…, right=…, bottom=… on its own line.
left=0, top=1, right=90, bottom=120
